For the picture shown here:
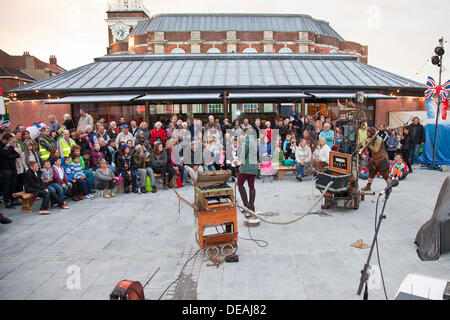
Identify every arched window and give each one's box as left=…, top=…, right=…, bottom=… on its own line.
left=207, top=47, right=221, bottom=53
left=171, top=47, right=185, bottom=54
left=242, top=47, right=257, bottom=53
left=279, top=47, right=293, bottom=54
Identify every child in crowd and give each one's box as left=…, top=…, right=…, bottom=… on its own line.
left=117, top=144, right=138, bottom=193
left=91, top=142, right=105, bottom=171
left=70, top=155, right=93, bottom=199
left=62, top=156, right=84, bottom=201
left=41, top=160, right=68, bottom=209
left=359, top=152, right=369, bottom=180
left=82, top=150, right=93, bottom=171
left=52, top=157, right=72, bottom=197
left=390, top=154, right=405, bottom=180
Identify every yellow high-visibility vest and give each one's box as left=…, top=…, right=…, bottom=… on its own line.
left=60, top=137, right=74, bottom=157
left=39, top=139, right=51, bottom=161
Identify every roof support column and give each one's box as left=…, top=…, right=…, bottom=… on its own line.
left=223, top=91, right=228, bottom=119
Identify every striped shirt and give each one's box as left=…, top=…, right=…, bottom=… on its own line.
left=69, top=162, right=85, bottom=179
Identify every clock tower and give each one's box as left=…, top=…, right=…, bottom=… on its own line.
left=105, top=0, right=150, bottom=54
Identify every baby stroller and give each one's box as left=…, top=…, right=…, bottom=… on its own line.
left=259, top=160, right=276, bottom=183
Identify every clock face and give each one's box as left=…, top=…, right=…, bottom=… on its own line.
left=112, top=23, right=129, bottom=42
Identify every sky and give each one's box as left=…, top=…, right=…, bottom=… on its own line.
left=1, top=0, right=449, bottom=85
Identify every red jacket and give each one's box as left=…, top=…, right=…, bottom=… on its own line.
left=150, top=128, right=166, bottom=144
left=52, top=165, right=69, bottom=185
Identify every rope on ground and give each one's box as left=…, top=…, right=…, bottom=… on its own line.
left=235, top=181, right=333, bottom=225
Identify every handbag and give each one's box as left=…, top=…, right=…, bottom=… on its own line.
left=283, top=159, right=295, bottom=167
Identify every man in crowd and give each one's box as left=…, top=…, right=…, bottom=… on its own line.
left=115, top=124, right=134, bottom=147
left=408, top=116, right=425, bottom=166
left=183, top=141, right=204, bottom=182
left=0, top=133, right=20, bottom=209
left=77, top=108, right=94, bottom=132
left=129, top=120, right=139, bottom=137
left=361, top=127, right=391, bottom=192
left=93, top=123, right=110, bottom=144
left=38, top=126, right=55, bottom=162
left=57, top=129, right=76, bottom=158
left=205, top=115, right=220, bottom=131
left=48, top=114, right=60, bottom=132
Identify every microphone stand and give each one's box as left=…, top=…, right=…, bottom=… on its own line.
left=357, top=187, right=392, bottom=300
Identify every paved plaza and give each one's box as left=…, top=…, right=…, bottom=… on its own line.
left=0, top=168, right=449, bottom=300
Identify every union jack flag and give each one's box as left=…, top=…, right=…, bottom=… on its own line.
left=425, top=76, right=450, bottom=100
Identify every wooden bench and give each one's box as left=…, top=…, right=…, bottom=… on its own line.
left=274, top=165, right=296, bottom=180
left=13, top=192, right=37, bottom=213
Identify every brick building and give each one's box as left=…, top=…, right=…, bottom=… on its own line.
left=6, top=0, right=427, bottom=128
left=106, top=0, right=368, bottom=63
left=0, top=49, right=65, bottom=93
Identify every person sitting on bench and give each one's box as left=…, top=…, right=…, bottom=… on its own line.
left=24, top=161, right=51, bottom=215
left=312, top=137, right=331, bottom=175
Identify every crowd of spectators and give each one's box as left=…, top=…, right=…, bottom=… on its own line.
left=0, top=109, right=425, bottom=222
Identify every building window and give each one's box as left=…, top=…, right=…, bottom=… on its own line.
left=208, top=104, right=223, bottom=113
left=171, top=47, right=186, bottom=54
left=242, top=47, right=257, bottom=53
left=242, top=103, right=258, bottom=113
left=279, top=47, right=293, bottom=54
left=207, top=47, right=221, bottom=53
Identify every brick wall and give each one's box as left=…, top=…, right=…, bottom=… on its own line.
left=8, top=100, right=71, bottom=129
left=375, top=97, right=425, bottom=126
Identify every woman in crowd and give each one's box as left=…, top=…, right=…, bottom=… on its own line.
left=400, top=126, right=413, bottom=173
left=150, top=122, right=167, bottom=146
left=138, top=122, right=151, bottom=141
left=75, top=130, right=91, bottom=156
left=63, top=113, right=76, bottom=131
left=302, top=129, right=312, bottom=148
left=358, top=122, right=368, bottom=147
left=23, top=139, right=41, bottom=169
left=202, top=143, right=216, bottom=172
left=237, top=128, right=258, bottom=212
left=12, top=133, right=26, bottom=193
left=150, top=142, right=168, bottom=190
left=95, top=158, right=118, bottom=198
left=107, top=121, right=119, bottom=140
left=165, top=139, right=185, bottom=186
left=386, top=130, right=399, bottom=161
left=293, top=138, right=312, bottom=182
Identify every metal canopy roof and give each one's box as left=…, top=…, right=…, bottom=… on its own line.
left=228, top=92, right=310, bottom=100
left=309, top=92, right=397, bottom=100
left=136, top=93, right=221, bottom=102
left=10, top=53, right=425, bottom=95
left=131, top=13, right=344, bottom=40
left=44, top=94, right=140, bottom=104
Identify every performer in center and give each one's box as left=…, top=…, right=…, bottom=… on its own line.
left=361, top=127, right=391, bottom=192
left=237, top=127, right=258, bottom=212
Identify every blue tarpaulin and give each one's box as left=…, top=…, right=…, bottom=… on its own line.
left=419, top=98, right=450, bottom=165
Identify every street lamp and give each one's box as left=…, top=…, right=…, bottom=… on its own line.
left=431, top=37, right=445, bottom=169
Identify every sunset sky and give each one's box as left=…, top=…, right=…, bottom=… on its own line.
left=1, top=0, right=449, bottom=85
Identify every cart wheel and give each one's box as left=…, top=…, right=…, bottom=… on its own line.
left=206, top=246, right=219, bottom=259
left=221, top=244, right=234, bottom=256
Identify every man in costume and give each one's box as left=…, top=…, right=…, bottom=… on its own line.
left=361, top=127, right=391, bottom=192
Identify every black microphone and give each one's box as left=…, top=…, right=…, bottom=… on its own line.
left=380, top=179, right=399, bottom=195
